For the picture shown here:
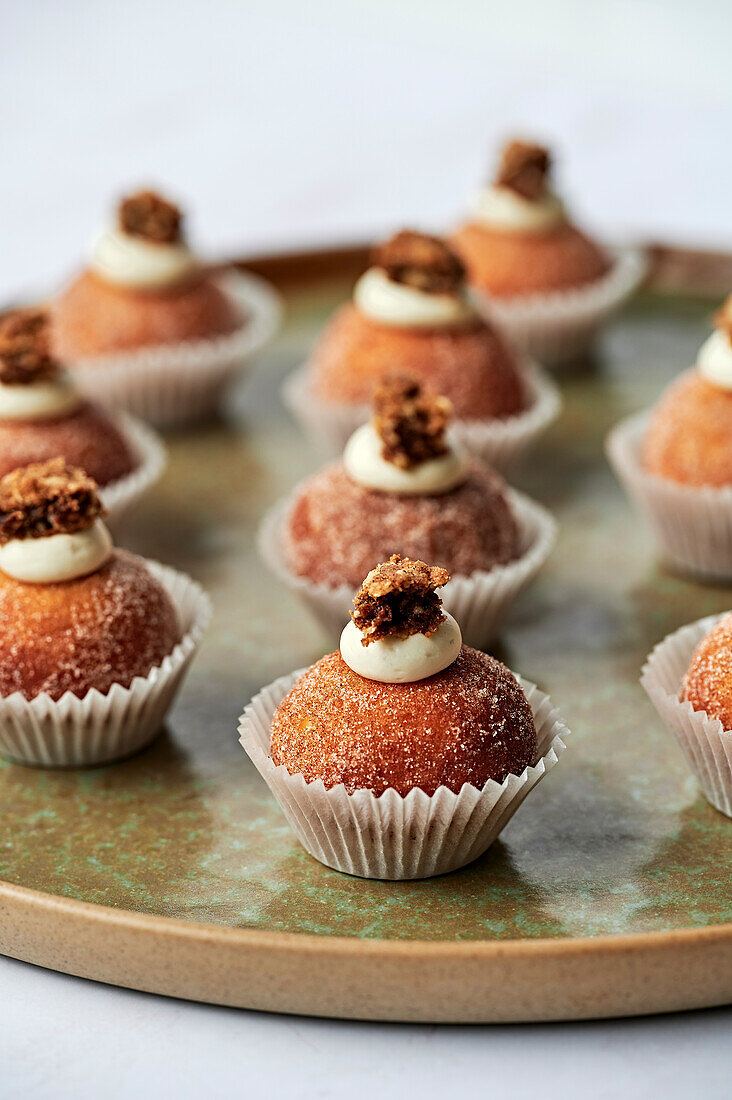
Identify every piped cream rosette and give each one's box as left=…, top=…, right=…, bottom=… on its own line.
left=64, top=268, right=282, bottom=428
left=0, top=560, right=210, bottom=768
left=239, top=666, right=568, bottom=880
left=282, top=356, right=560, bottom=473
left=258, top=481, right=556, bottom=652
left=641, top=613, right=732, bottom=817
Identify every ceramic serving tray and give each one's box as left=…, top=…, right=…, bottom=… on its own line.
left=0, top=245, right=730, bottom=1023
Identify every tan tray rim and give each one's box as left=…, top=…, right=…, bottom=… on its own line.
left=2, top=880, right=730, bottom=957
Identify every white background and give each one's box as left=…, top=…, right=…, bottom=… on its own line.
left=2, top=1, right=731, bottom=1096
left=2, top=0, right=732, bottom=302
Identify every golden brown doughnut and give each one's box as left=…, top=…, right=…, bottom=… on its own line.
left=0, top=549, right=180, bottom=700
left=270, top=646, right=537, bottom=796
left=643, top=369, right=732, bottom=488
left=308, top=302, right=527, bottom=418
left=283, top=460, right=520, bottom=585
left=451, top=221, right=610, bottom=298
left=52, top=269, right=240, bottom=358
left=682, top=612, right=732, bottom=729
left=0, top=401, right=136, bottom=486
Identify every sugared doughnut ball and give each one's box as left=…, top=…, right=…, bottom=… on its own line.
left=0, top=401, right=136, bottom=486
left=451, top=222, right=610, bottom=297
left=52, top=270, right=240, bottom=358
left=0, top=549, right=180, bottom=700
left=643, top=369, right=732, bottom=488
left=270, top=646, right=537, bottom=796
left=681, top=612, right=732, bottom=729
left=283, top=460, right=521, bottom=586
left=308, top=303, right=527, bottom=418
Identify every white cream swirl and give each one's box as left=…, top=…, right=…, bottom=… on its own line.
left=90, top=227, right=198, bottom=289
left=340, top=612, right=462, bottom=683
left=0, top=519, right=113, bottom=584
left=698, top=328, right=732, bottom=391
left=470, top=185, right=565, bottom=233
left=343, top=422, right=467, bottom=495
left=0, top=373, right=81, bottom=422
left=354, top=267, right=476, bottom=328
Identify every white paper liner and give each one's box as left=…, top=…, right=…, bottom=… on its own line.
left=606, top=410, right=732, bottom=579
left=238, top=668, right=568, bottom=879
left=66, top=269, right=282, bottom=428
left=282, top=357, right=561, bottom=473
left=641, top=613, right=732, bottom=817
left=258, top=486, right=556, bottom=651
left=97, top=412, right=167, bottom=529
left=0, top=562, right=211, bottom=768
left=471, top=246, right=647, bottom=369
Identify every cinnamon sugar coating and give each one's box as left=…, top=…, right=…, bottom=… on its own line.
left=0, top=309, right=57, bottom=385
left=52, top=269, right=240, bottom=357
left=374, top=230, right=466, bottom=294
left=495, top=140, right=551, bottom=200
left=119, top=190, right=183, bottom=244
left=270, top=646, right=537, bottom=796
left=0, top=459, right=103, bottom=544
left=451, top=221, right=610, bottom=296
left=0, top=549, right=180, bottom=701
left=283, top=460, right=520, bottom=586
left=352, top=555, right=449, bottom=645
left=309, top=303, right=527, bottom=418
left=682, top=612, right=732, bottom=729
left=643, top=369, right=732, bottom=487
left=373, top=376, right=450, bottom=469
left=0, top=401, right=136, bottom=487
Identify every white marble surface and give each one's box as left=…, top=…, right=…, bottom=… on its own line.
left=2, top=1, right=731, bottom=1094
left=1, top=955, right=730, bottom=1100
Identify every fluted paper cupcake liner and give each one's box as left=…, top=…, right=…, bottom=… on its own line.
left=641, top=614, right=732, bottom=817
left=607, top=410, right=732, bottom=579
left=282, top=357, right=561, bottom=473
left=238, top=669, right=568, bottom=879
left=472, top=246, right=647, bottom=369
left=98, top=412, right=167, bottom=529
left=258, top=486, right=556, bottom=651
left=0, top=562, right=211, bottom=768
left=67, top=270, right=282, bottom=428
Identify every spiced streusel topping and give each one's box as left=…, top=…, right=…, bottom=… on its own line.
left=373, top=375, right=451, bottom=469
left=495, top=140, right=551, bottom=201
left=0, top=459, right=104, bottom=544
left=118, top=190, right=183, bottom=244
left=0, top=310, right=57, bottom=385
left=374, top=231, right=466, bottom=294
left=351, top=554, right=449, bottom=646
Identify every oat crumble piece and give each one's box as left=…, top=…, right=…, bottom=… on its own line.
left=0, top=458, right=105, bottom=543
left=351, top=554, right=450, bottom=645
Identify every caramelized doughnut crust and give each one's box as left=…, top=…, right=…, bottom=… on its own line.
left=309, top=303, right=527, bottom=418
left=283, top=461, right=521, bottom=586
left=0, top=401, right=135, bottom=486
left=682, top=612, right=732, bottom=729
left=643, top=369, right=732, bottom=487
left=451, top=221, right=610, bottom=297
left=270, top=646, right=537, bottom=795
left=0, top=549, right=180, bottom=700
left=52, top=269, right=240, bottom=358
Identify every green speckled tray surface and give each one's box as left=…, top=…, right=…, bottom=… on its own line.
left=0, top=246, right=731, bottom=1023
